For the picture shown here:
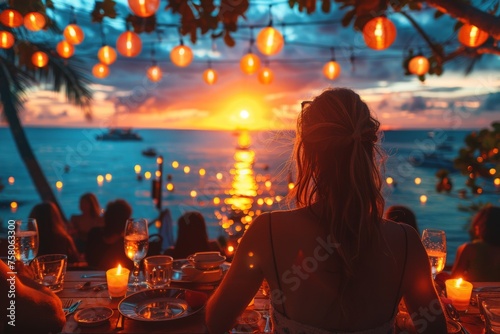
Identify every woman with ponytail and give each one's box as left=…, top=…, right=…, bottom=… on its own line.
left=206, top=89, right=446, bottom=334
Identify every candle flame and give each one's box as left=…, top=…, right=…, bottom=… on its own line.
left=117, top=264, right=122, bottom=274
left=456, top=278, right=463, bottom=287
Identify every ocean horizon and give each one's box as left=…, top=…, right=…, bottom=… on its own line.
left=1, top=127, right=499, bottom=265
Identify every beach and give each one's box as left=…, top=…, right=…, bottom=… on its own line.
left=1, top=127, right=499, bottom=265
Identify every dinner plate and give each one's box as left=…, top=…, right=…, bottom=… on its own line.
left=118, top=288, right=207, bottom=322
left=172, top=259, right=230, bottom=284
left=74, top=307, right=113, bottom=327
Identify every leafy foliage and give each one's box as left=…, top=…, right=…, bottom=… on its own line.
left=454, top=122, right=500, bottom=193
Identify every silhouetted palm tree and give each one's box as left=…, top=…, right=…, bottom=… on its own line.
left=1, top=18, right=92, bottom=219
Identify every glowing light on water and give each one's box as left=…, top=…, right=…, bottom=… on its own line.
left=8, top=176, right=14, bottom=185
left=144, top=172, right=152, bottom=180
left=105, top=173, right=112, bottom=182
left=134, top=165, right=141, bottom=174
left=420, top=195, right=428, bottom=204
left=414, top=177, right=422, bottom=185
left=184, top=166, right=191, bottom=174
left=199, top=168, right=206, bottom=176
left=56, top=181, right=63, bottom=190
left=216, top=173, right=223, bottom=180
left=172, top=161, right=179, bottom=168
left=386, top=177, right=394, bottom=185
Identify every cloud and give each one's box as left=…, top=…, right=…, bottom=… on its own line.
left=36, top=109, right=69, bottom=120
left=400, top=96, right=427, bottom=113
left=481, top=92, right=500, bottom=112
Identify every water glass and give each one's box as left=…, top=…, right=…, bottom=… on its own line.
left=14, top=218, right=39, bottom=265
left=124, top=218, right=149, bottom=291
left=144, top=255, right=173, bottom=288
left=31, top=254, right=67, bottom=293
left=483, top=299, right=500, bottom=333
left=477, top=292, right=500, bottom=322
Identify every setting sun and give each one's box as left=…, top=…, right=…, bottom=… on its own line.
left=240, top=110, right=249, bottom=119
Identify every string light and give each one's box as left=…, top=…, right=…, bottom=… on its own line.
left=203, top=62, right=218, bottom=85
left=147, top=65, right=162, bottom=82
left=0, top=9, right=23, bottom=28
left=56, top=40, right=74, bottom=58
left=362, top=16, right=397, bottom=50
left=24, top=12, right=46, bottom=31
left=98, top=45, right=117, bottom=65
left=32, top=51, right=49, bottom=67
left=92, top=63, right=110, bottom=78
left=258, top=66, right=273, bottom=84
left=170, top=42, right=193, bottom=67
left=458, top=23, right=489, bottom=47
left=128, top=0, right=160, bottom=18
left=322, top=48, right=341, bottom=80
left=408, top=54, right=430, bottom=76
left=64, top=24, right=85, bottom=45
left=116, top=30, right=142, bottom=57
left=240, top=52, right=261, bottom=74
left=0, top=31, right=14, bottom=49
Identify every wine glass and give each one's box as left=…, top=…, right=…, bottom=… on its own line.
left=124, top=218, right=149, bottom=291
left=421, top=229, right=447, bottom=279
left=14, top=218, right=39, bottom=265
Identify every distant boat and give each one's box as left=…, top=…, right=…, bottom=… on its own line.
left=409, top=152, right=457, bottom=171
left=96, top=128, right=142, bottom=141
left=142, top=148, right=157, bottom=157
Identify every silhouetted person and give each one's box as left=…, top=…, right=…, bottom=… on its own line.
left=29, top=202, right=80, bottom=263
left=452, top=205, right=500, bottom=281
left=85, top=199, right=133, bottom=270
left=70, top=193, right=104, bottom=252
left=164, top=211, right=222, bottom=259
left=385, top=205, right=419, bottom=233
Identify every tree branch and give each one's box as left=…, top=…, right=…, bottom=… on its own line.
left=425, top=0, right=500, bottom=39
left=399, top=11, right=444, bottom=62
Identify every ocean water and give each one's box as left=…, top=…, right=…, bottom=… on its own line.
left=0, top=127, right=499, bottom=265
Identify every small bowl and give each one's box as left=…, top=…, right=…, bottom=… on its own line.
left=74, top=306, right=113, bottom=327
left=187, top=252, right=226, bottom=270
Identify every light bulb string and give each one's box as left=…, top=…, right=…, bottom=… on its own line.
left=268, top=4, right=273, bottom=27
left=69, top=5, right=76, bottom=24
left=100, top=21, right=107, bottom=46
left=248, top=26, right=255, bottom=53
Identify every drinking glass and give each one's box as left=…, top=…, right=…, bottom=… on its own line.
left=124, top=218, right=149, bottom=291
left=421, top=229, right=447, bottom=279
left=14, top=218, right=39, bottom=265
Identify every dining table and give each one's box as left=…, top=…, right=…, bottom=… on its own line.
left=58, top=270, right=268, bottom=333
left=58, top=270, right=493, bottom=334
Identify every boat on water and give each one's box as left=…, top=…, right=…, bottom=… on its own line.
left=141, top=148, right=157, bottom=157
left=96, top=128, right=142, bottom=141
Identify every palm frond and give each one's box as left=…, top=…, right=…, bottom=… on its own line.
left=0, top=54, right=36, bottom=121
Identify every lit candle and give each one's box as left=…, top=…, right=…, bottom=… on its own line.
left=106, top=264, right=130, bottom=298
left=445, top=278, right=473, bottom=311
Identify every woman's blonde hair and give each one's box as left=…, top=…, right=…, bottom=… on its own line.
left=291, top=88, right=385, bottom=278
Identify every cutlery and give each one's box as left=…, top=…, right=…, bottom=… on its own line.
left=263, top=313, right=271, bottom=333
left=81, top=273, right=106, bottom=278
left=445, top=303, right=460, bottom=322
left=115, top=313, right=125, bottom=330
left=63, top=300, right=82, bottom=316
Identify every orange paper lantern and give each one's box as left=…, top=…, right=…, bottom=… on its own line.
left=170, top=44, right=193, bottom=67
left=458, top=24, right=489, bottom=47
left=146, top=65, right=162, bottom=82
left=258, top=67, right=273, bottom=84
left=203, top=68, right=217, bottom=85
left=24, top=12, right=46, bottom=31
left=362, top=17, right=396, bottom=50
left=240, top=53, right=260, bottom=75
left=92, top=63, right=110, bottom=78
left=98, top=45, right=117, bottom=65
left=56, top=40, right=74, bottom=58
left=408, top=55, right=429, bottom=75
left=116, top=31, right=142, bottom=57
left=0, top=9, right=23, bottom=28
left=322, top=60, right=341, bottom=80
left=32, top=51, right=48, bottom=68
left=0, top=31, right=15, bottom=49
left=256, top=27, right=284, bottom=56
left=63, top=24, right=85, bottom=45
left=128, top=0, right=160, bottom=17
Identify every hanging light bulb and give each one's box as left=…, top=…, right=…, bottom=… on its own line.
left=116, top=31, right=142, bottom=57
left=0, top=31, right=15, bottom=49
left=92, top=63, right=110, bottom=79
left=98, top=45, right=117, bottom=65
left=24, top=12, right=46, bottom=31
left=240, top=53, right=261, bottom=75
left=323, top=60, right=341, bottom=80
left=147, top=64, right=162, bottom=82
left=258, top=67, right=273, bottom=84
left=362, top=16, right=397, bottom=50
left=32, top=51, right=48, bottom=68
left=458, top=24, right=489, bottom=47
left=56, top=40, right=74, bottom=58
left=63, top=24, right=85, bottom=45
left=0, top=9, right=23, bottom=28
left=128, top=0, right=160, bottom=17
left=256, top=27, right=284, bottom=56
left=170, top=43, right=193, bottom=67
left=203, top=68, right=217, bottom=85
left=408, top=55, right=429, bottom=75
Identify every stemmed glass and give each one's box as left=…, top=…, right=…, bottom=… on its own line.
left=14, top=218, right=39, bottom=265
left=124, top=218, right=149, bottom=291
left=421, top=229, right=447, bottom=279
